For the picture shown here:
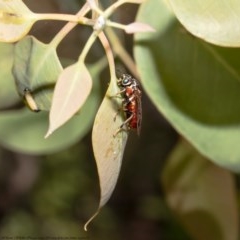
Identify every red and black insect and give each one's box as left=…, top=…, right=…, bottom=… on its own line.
left=115, top=73, right=142, bottom=136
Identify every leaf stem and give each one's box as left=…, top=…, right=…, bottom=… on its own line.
left=33, top=12, right=91, bottom=25
left=87, top=0, right=104, bottom=15
left=98, top=32, right=116, bottom=80
left=106, top=21, right=126, bottom=31
left=49, top=3, right=91, bottom=48
left=104, top=0, right=144, bottom=18
left=105, top=27, right=139, bottom=79
left=78, top=30, right=99, bottom=63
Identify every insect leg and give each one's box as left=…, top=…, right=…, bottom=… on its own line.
left=108, top=88, right=126, bottom=99
left=113, top=114, right=133, bottom=137
left=113, top=98, right=128, bottom=121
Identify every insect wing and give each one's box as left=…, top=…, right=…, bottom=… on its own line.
left=135, top=88, right=142, bottom=135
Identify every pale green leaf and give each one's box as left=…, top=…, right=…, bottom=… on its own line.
left=162, top=140, right=238, bottom=240
left=12, top=36, right=62, bottom=111
left=167, top=0, right=240, bottom=47
left=0, top=42, right=20, bottom=109
left=0, top=0, right=36, bottom=42
left=135, top=0, right=240, bottom=171
left=0, top=72, right=99, bottom=154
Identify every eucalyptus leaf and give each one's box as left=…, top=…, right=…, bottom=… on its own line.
left=162, top=140, right=238, bottom=240
left=0, top=42, right=20, bottom=109
left=13, top=36, right=63, bottom=111
left=0, top=66, right=100, bottom=154
left=85, top=76, right=128, bottom=230
left=135, top=0, right=240, bottom=171
left=0, top=0, right=36, bottom=42
left=168, top=0, right=240, bottom=47
left=46, top=63, right=92, bottom=137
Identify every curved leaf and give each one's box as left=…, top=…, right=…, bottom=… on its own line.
left=0, top=42, right=20, bottom=109
left=46, top=63, right=92, bottom=137
left=0, top=0, right=36, bottom=42
left=135, top=0, right=240, bottom=171
left=85, top=76, right=128, bottom=230
left=13, top=36, right=63, bottom=111
left=168, top=0, right=240, bottom=47
left=0, top=76, right=99, bottom=154
left=162, top=140, right=238, bottom=240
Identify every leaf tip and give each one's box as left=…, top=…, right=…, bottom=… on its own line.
left=125, top=22, right=156, bottom=34
left=83, top=210, right=100, bottom=231
left=44, top=129, right=52, bottom=139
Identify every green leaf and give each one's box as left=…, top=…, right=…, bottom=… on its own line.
left=135, top=0, right=240, bottom=171
left=12, top=36, right=63, bottom=111
left=0, top=66, right=100, bottom=154
left=162, top=140, right=238, bottom=240
left=0, top=0, right=36, bottom=42
left=0, top=42, right=20, bottom=109
left=167, top=0, right=240, bottom=47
